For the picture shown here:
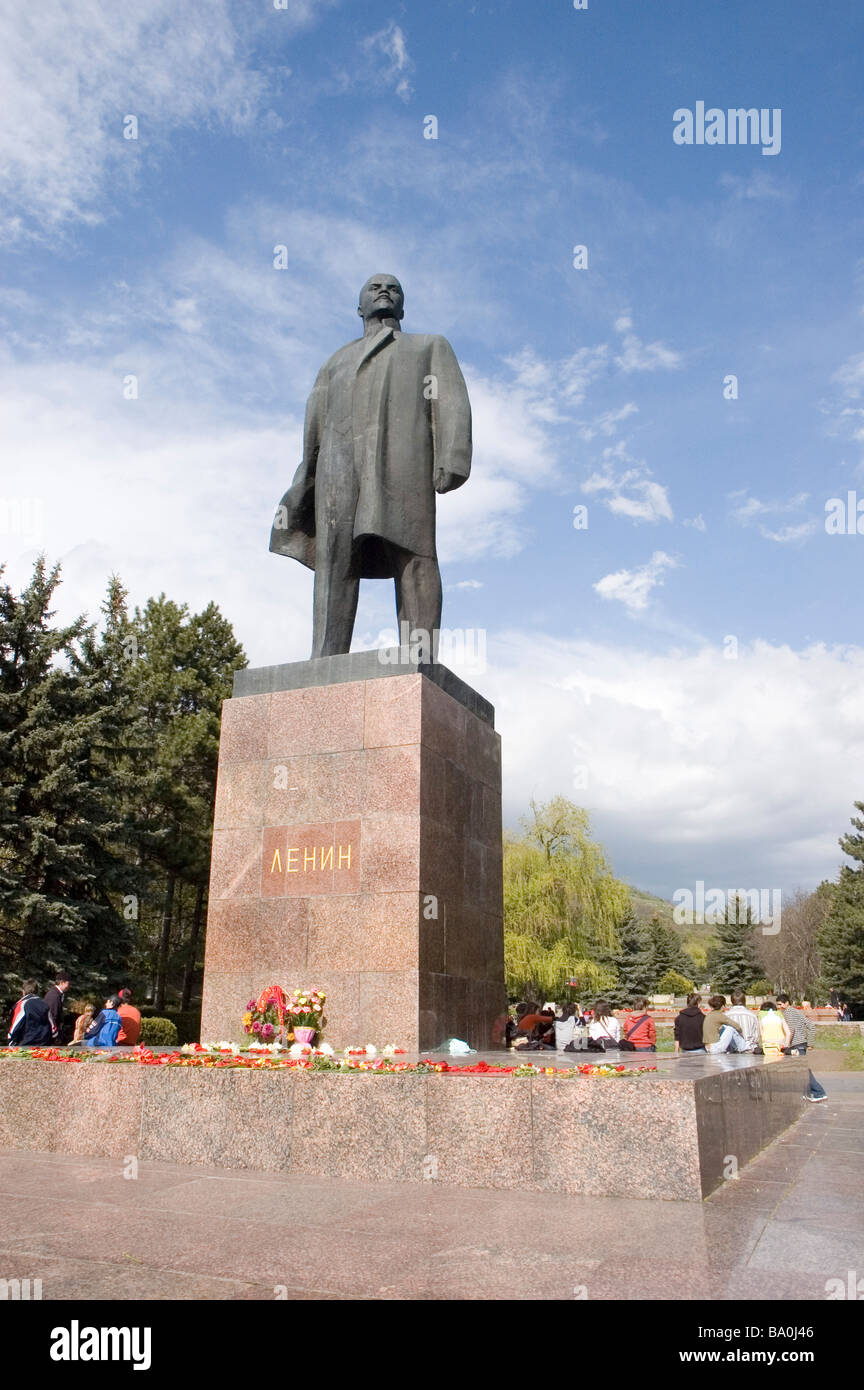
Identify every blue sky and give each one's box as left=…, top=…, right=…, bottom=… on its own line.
left=2, top=0, right=864, bottom=898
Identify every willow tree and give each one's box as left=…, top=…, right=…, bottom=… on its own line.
left=503, top=797, right=630, bottom=1000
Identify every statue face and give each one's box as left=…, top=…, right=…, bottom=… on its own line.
left=358, top=274, right=404, bottom=324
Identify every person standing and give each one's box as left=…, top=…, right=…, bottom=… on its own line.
left=725, top=992, right=761, bottom=1052
left=674, top=993, right=706, bottom=1054
left=44, top=971, right=70, bottom=1043
left=8, top=982, right=55, bottom=1045
left=776, top=992, right=827, bottom=1103
left=115, top=987, right=141, bottom=1046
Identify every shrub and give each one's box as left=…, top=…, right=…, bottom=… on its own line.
left=139, top=1016, right=178, bottom=1047
left=749, top=978, right=773, bottom=996
left=657, top=969, right=695, bottom=996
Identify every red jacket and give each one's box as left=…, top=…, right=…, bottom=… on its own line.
left=116, top=1004, right=141, bottom=1045
left=623, top=1011, right=656, bottom=1046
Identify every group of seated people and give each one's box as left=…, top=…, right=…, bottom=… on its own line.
left=509, top=999, right=657, bottom=1053
left=508, top=990, right=826, bottom=1066
left=672, top=991, right=813, bottom=1057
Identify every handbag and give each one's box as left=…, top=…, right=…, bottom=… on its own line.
left=619, top=1013, right=650, bottom=1052
left=596, top=1018, right=620, bottom=1050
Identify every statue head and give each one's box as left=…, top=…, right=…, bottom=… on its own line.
left=358, top=273, right=404, bottom=326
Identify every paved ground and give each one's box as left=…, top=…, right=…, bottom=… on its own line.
left=1, top=1074, right=862, bottom=1301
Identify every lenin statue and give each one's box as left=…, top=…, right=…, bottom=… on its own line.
left=269, top=274, right=472, bottom=657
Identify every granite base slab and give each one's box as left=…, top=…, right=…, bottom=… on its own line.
left=0, top=1054, right=809, bottom=1201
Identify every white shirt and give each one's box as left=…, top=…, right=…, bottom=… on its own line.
left=726, top=1005, right=760, bottom=1051
left=554, top=1016, right=576, bottom=1050
left=589, top=1015, right=621, bottom=1044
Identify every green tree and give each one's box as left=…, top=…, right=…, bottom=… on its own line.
left=819, top=803, right=864, bottom=1006
left=707, top=895, right=763, bottom=995
left=601, top=911, right=653, bottom=1006
left=0, top=560, right=138, bottom=989
left=503, top=797, right=631, bottom=999
left=645, top=913, right=695, bottom=989
left=657, top=968, right=695, bottom=996
left=131, top=596, right=245, bottom=1013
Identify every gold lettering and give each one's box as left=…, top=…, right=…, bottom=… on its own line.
left=286, top=847, right=300, bottom=873
left=338, top=844, right=351, bottom=868
left=320, top=846, right=333, bottom=870
left=270, top=848, right=282, bottom=875
left=304, top=847, right=316, bottom=872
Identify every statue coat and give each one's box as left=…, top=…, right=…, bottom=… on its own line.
left=270, top=326, right=472, bottom=578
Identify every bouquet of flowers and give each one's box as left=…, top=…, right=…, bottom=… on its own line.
left=286, top=988, right=326, bottom=1035
left=243, top=985, right=290, bottom=1043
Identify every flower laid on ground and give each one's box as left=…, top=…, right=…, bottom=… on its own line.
left=0, top=1046, right=656, bottom=1078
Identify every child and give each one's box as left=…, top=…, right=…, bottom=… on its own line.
left=71, top=1005, right=94, bottom=1044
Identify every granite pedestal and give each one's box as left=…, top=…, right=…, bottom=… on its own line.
left=200, top=653, right=507, bottom=1051
left=0, top=1054, right=810, bottom=1200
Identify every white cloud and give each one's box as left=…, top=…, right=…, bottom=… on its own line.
left=583, top=448, right=674, bottom=524
left=684, top=514, right=707, bottom=531
left=729, top=489, right=815, bottom=542
left=360, top=22, right=414, bottom=102
left=593, top=551, right=680, bottom=613
left=760, top=522, right=817, bottom=544
left=835, top=353, right=864, bottom=398
left=578, top=402, right=638, bottom=442
left=482, top=634, right=864, bottom=895
left=613, top=316, right=683, bottom=373
left=0, top=0, right=278, bottom=242
left=718, top=171, right=795, bottom=202
left=435, top=365, right=563, bottom=560
left=504, top=345, right=609, bottom=417
left=0, top=356, right=313, bottom=665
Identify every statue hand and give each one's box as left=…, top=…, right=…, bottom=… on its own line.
left=434, top=469, right=463, bottom=494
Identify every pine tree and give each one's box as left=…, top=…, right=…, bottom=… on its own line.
left=603, top=912, right=653, bottom=1007
left=707, top=895, right=763, bottom=995
left=818, top=803, right=864, bottom=1005
left=0, top=560, right=137, bottom=989
left=645, top=913, right=695, bottom=988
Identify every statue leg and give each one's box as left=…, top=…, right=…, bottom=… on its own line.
left=312, top=440, right=360, bottom=657
left=386, top=545, right=442, bottom=659
left=312, top=519, right=360, bottom=657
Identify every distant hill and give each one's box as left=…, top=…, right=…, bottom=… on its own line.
left=628, top=886, right=716, bottom=973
